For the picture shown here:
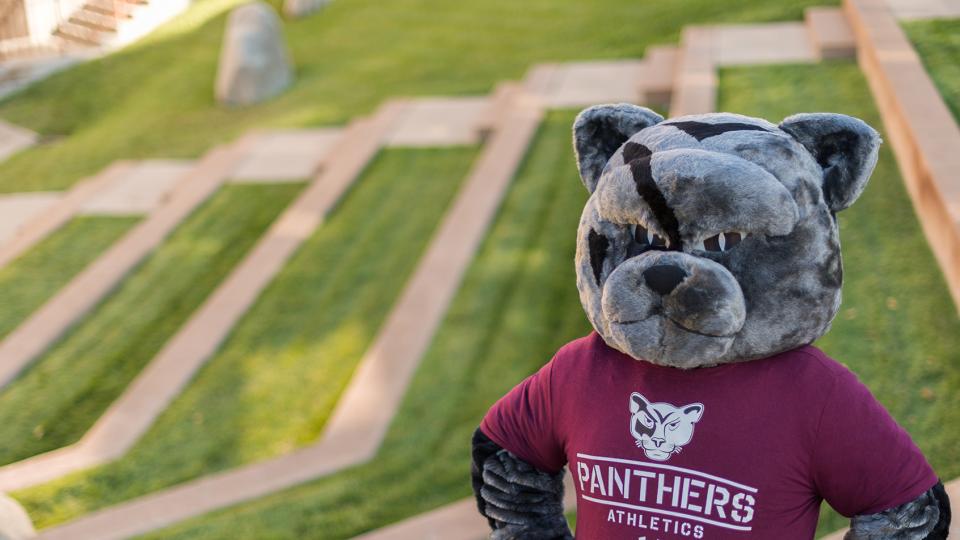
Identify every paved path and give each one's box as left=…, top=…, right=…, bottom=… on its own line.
left=229, top=128, right=343, bottom=183
left=845, top=0, right=960, bottom=311
left=885, top=0, right=960, bottom=19
left=521, top=60, right=644, bottom=108
left=0, top=192, right=60, bottom=246
left=0, top=139, right=251, bottom=389
left=0, top=161, right=136, bottom=271
left=385, top=97, right=490, bottom=147
left=78, top=160, right=194, bottom=215
left=0, top=119, right=37, bottom=164
left=353, top=475, right=576, bottom=540
left=0, top=106, right=396, bottom=492
left=37, top=85, right=544, bottom=540
left=670, top=21, right=823, bottom=117
left=806, top=7, right=858, bottom=60
left=0, top=159, right=194, bottom=272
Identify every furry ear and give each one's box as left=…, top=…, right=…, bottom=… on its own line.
left=682, top=403, right=704, bottom=423
left=573, top=104, right=663, bottom=193
left=630, top=392, right=651, bottom=413
left=779, top=113, right=881, bottom=212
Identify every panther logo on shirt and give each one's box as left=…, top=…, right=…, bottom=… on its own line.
left=629, top=392, right=704, bottom=462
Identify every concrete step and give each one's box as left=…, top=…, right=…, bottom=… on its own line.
left=805, top=7, right=856, bottom=59
left=54, top=21, right=113, bottom=46
left=85, top=0, right=138, bottom=18
left=640, top=45, right=678, bottom=109
left=70, top=7, right=120, bottom=32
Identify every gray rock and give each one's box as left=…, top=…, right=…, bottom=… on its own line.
left=0, top=493, right=35, bottom=540
left=283, top=0, right=330, bottom=18
left=215, top=2, right=293, bottom=107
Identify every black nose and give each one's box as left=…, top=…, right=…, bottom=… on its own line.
left=643, top=265, right=687, bottom=296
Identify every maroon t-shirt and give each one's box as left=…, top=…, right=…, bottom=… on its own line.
left=481, top=332, right=936, bottom=539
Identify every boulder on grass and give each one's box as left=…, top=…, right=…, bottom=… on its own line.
left=0, top=493, right=35, bottom=540
left=215, top=2, right=293, bottom=107
left=283, top=0, right=330, bottom=18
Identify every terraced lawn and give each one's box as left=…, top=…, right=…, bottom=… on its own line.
left=0, top=183, right=302, bottom=466
left=117, top=110, right=594, bottom=540
left=718, top=61, right=960, bottom=537
left=0, top=217, right=136, bottom=340
left=15, top=147, right=479, bottom=529
left=0, top=0, right=835, bottom=193
left=130, top=63, right=960, bottom=540
left=904, top=18, right=960, bottom=123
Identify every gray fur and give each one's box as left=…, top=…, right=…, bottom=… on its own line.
left=845, top=486, right=942, bottom=539
left=780, top=113, right=881, bottom=212
left=480, top=449, right=571, bottom=540
left=573, top=106, right=880, bottom=368
left=573, top=104, right=663, bottom=193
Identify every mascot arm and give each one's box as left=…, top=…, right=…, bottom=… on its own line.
left=471, top=428, right=572, bottom=540
left=846, top=481, right=951, bottom=539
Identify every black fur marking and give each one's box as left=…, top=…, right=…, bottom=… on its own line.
left=588, top=230, right=610, bottom=286
left=668, top=121, right=770, bottom=141
left=473, top=428, right=503, bottom=530
left=928, top=480, right=951, bottom=539
left=622, top=141, right=652, bottom=163
left=815, top=130, right=864, bottom=208
left=629, top=157, right=682, bottom=248
left=643, top=264, right=688, bottom=296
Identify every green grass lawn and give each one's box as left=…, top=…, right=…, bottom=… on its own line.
left=718, top=61, right=960, bottom=537
left=113, top=62, right=960, bottom=540
left=903, top=18, right=960, bottom=123
left=0, top=0, right=835, bottom=193
left=0, top=217, right=136, bottom=340
left=0, top=183, right=301, bottom=466
left=14, top=146, right=479, bottom=529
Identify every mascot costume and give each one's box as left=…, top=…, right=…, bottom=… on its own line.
left=471, top=104, right=951, bottom=539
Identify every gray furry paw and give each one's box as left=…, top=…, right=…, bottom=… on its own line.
left=471, top=429, right=572, bottom=540
left=845, top=482, right=950, bottom=539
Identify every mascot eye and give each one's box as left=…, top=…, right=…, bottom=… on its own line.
left=667, top=421, right=680, bottom=431
left=640, top=413, right=655, bottom=429
left=697, top=232, right=744, bottom=252
left=633, top=224, right=669, bottom=249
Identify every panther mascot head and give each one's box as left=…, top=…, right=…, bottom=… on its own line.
left=573, top=104, right=881, bottom=368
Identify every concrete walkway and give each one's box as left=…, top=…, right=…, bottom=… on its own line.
left=844, top=0, right=960, bottom=312
left=523, top=60, right=645, bottom=108
left=37, top=85, right=544, bottom=540
left=384, top=97, right=491, bottom=147
left=0, top=92, right=506, bottom=493
left=78, top=160, right=194, bottom=215
left=885, top=0, right=960, bottom=19
left=0, top=119, right=37, bottom=163
left=0, top=159, right=193, bottom=272
left=0, top=161, right=135, bottom=271
left=0, top=102, right=396, bottom=493
left=670, top=18, right=829, bottom=117
left=353, top=475, right=576, bottom=540
left=0, top=192, right=60, bottom=246
left=0, top=139, right=250, bottom=389
left=229, top=128, right=343, bottom=183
